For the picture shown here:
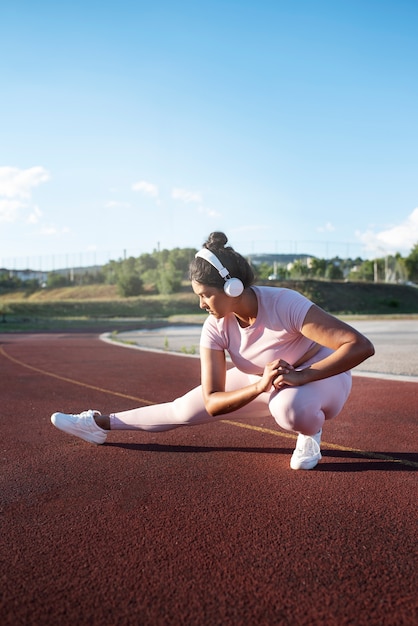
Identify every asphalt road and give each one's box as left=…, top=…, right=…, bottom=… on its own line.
left=111, top=318, right=418, bottom=381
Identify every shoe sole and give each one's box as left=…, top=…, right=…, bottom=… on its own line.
left=290, top=453, right=322, bottom=470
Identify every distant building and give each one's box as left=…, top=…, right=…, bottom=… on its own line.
left=248, top=253, right=315, bottom=266
left=1, top=265, right=102, bottom=283
left=1, top=268, right=48, bottom=283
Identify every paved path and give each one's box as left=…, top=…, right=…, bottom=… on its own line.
left=0, top=330, right=417, bottom=626
left=112, top=319, right=418, bottom=381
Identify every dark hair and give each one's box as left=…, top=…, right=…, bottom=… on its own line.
left=189, top=232, right=255, bottom=290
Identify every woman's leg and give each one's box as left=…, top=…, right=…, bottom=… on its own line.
left=268, top=372, right=352, bottom=435
left=109, top=368, right=272, bottom=432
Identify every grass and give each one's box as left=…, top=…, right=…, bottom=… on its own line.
left=0, top=280, right=417, bottom=332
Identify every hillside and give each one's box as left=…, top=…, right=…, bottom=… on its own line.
left=268, top=280, right=418, bottom=314
left=1, top=280, right=417, bottom=318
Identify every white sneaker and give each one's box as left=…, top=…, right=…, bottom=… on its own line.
left=290, top=429, right=322, bottom=470
left=51, top=410, right=107, bottom=444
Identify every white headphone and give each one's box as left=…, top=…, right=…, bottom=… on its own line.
left=195, top=248, right=244, bottom=297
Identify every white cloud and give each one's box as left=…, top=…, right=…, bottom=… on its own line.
left=27, top=206, right=43, bottom=224
left=356, top=207, right=418, bottom=256
left=0, top=166, right=50, bottom=225
left=0, top=166, right=50, bottom=198
left=317, top=221, right=335, bottom=233
left=172, top=187, right=202, bottom=203
left=0, top=199, right=24, bottom=222
left=131, top=180, right=159, bottom=198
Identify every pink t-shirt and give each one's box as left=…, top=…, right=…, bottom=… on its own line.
left=200, top=286, right=317, bottom=375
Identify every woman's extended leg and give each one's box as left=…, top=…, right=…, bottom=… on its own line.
left=109, top=368, right=272, bottom=432
left=51, top=368, right=270, bottom=444
left=51, top=368, right=271, bottom=443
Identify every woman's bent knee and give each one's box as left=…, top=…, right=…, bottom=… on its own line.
left=271, top=396, right=324, bottom=434
left=268, top=375, right=350, bottom=434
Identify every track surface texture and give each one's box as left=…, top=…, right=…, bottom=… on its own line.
left=1, top=332, right=417, bottom=626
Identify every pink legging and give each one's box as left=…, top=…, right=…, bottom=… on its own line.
left=110, top=367, right=352, bottom=436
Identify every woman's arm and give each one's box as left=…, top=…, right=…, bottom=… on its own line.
left=274, top=304, right=375, bottom=388
left=200, top=347, right=283, bottom=416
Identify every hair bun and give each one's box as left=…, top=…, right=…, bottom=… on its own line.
left=206, top=231, right=229, bottom=251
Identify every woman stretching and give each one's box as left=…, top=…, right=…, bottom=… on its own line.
left=51, top=232, right=374, bottom=470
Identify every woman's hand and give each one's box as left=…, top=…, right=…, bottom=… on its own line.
left=258, top=359, right=295, bottom=393
left=273, top=366, right=304, bottom=389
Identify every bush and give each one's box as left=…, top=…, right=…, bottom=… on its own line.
left=156, top=266, right=182, bottom=295
left=117, top=273, right=144, bottom=297
left=47, top=273, right=72, bottom=288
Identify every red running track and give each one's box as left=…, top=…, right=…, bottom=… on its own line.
left=1, top=333, right=417, bottom=626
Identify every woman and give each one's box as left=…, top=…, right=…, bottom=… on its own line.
left=51, top=232, right=374, bottom=470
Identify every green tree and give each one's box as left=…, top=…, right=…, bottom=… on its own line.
left=405, top=243, right=418, bottom=282
left=23, top=278, right=41, bottom=295
left=115, top=257, right=144, bottom=297
left=46, top=272, right=71, bottom=288
left=137, top=253, right=158, bottom=274
left=117, top=271, right=144, bottom=297
left=156, top=262, right=182, bottom=295
left=168, top=248, right=197, bottom=276
left=102, top=260, right=122, bottom=285
left=393, top=253, right=408, bottom=283
left=256, top=262, right=274, bottom=280
left=309, top=258, right=327, bottom=279
left=289, top=260, right=310, bottom=279
left=348, top=260, right=374, bottom=282
left=325, top=263, right=343, bottom=280
left=0, top=273, right=22, bottom=290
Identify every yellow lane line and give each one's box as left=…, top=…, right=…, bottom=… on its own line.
left=2, top=345, right=416, bottom=469
left=0, top=345, right=153, bottom=405
left=221, top=420, right=418, bottom=468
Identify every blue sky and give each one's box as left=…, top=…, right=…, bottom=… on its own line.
left=1, top=0, right=417, bottom=270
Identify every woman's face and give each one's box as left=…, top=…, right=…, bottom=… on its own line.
left=192, top=281, right=231, bottom=319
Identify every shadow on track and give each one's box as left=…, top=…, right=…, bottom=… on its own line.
left=104, top=442, right=417, bottom=471
left=318, top=449, right=418, bottom=472
left=104, top=442, right=288, bottom=455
